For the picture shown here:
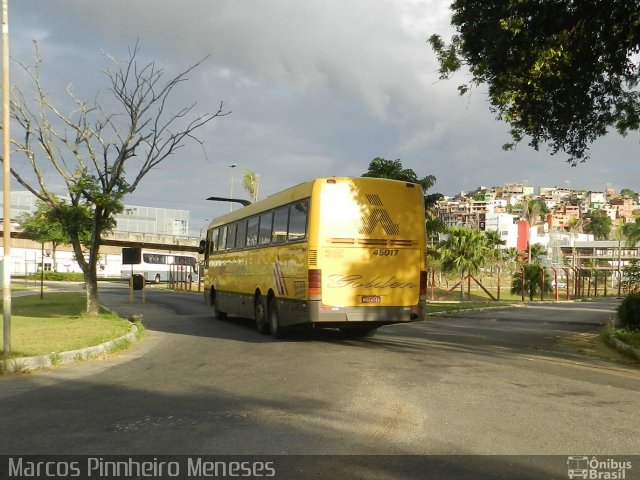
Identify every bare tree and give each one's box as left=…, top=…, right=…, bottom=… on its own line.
left=5, top=41, right=229, bottom=315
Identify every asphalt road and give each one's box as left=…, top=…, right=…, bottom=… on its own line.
left=1, top=285, right=639, bottom=478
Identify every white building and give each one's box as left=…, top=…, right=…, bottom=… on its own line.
left=484, top=213, right=519, bottom=249
left=0, top=191, right=195, bottom=277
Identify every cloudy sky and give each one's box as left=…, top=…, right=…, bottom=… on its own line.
left=9, top=0, right=640, bottom=235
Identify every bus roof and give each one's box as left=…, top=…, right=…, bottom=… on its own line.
left=206, top=177, right=423, bottom=229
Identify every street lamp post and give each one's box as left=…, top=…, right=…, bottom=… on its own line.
left=229, top=164, right=237, bottom=211
left=199, top=218, right=209, bottom=239
left=2, top=0, right=12, bottom=356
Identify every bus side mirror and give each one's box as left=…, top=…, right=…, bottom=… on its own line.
left=198, top=240, right=206, bottom=255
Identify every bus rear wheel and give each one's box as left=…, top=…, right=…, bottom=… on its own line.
left=255, top=296, right=269, bottom=334
left=269, top=297, right=284, bottom=339
left=154, top=274, right=161, bottom=284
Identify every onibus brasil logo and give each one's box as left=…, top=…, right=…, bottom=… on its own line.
left=567, top=456, right=632, bottom=479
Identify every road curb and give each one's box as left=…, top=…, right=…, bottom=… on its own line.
left=0, top=322, right=140, bottom=374
left=609, top=337, right=640, bottom=362
left=425, top=303, right=520, bottom=317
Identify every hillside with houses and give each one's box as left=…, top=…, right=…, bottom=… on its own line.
left=434, top=183, right=640, bottom=270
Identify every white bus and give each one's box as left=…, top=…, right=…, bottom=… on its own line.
left=120, top=251, right=199, bottom=284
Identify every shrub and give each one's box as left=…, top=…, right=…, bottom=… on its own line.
left=617, top=292, right=640, bottom=331
left=27, top=272, right=84, bottom=282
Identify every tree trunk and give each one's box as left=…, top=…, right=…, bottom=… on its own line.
left=52, top=241, right=58, bottom=272
left=84, top=272, right=100, bottom=316
left=69, top=231, right=101, bottom=317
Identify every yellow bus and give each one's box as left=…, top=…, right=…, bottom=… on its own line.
left=200, top=177, right=427, bottom=338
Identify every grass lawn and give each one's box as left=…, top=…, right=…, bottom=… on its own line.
left=609, top=328, right=640, bottom=349
left=0, top=292, right=132, bottom=359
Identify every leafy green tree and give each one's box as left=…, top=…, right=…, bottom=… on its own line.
left=511, top=264, right=553, bottom=301
left=8, top=42, right=228, bottom=315
left=362, top=157, right=442, bottom=208
left=583, top=209, right=612, bottom=240
left=620, top=188, right=637, bottom=199
left=19, top=200, right=95, bottom=272
left=20, top=199, right=116, bottom=273
left=439, top=226, right=491, bottom=301
left=623, top=217, right=640, bottom=247
left=429, top=1, right=640, bottom=164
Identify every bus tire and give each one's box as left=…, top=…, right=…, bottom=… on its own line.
left=255, top=296, right=269, bottom=334
left=211, top=291, right=227, bottom=320
left=154, top=274, right=161, bottom=284
left=269, top=297, right=284, bottom=339
left=212, top=302, right=227, bottom=320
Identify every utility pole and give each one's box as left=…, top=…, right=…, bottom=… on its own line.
left=2, top=0, right=11, bottom=355
left=229, top=163, right=237, bottom=212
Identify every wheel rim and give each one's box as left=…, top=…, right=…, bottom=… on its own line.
left=270, top=306, right=278, bottom=332
left=255, top=300, right=267, bottom=331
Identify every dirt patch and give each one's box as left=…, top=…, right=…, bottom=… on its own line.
left=559, top=332, right=639, bottom=367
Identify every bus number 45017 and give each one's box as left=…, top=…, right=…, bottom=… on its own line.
left=372, top=249, right=399, bottom=257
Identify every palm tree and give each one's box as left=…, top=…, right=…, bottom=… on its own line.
left=523, top=198, right=542, bottom=263
left=529, top=243, right=548, bottom=265
left=483, top=229, right=506, bottom=275
left=242, top=169, right=260, bottom=202
left=484, top=229, right=505, bottom=255
left=567, top=217, right=583, bottom=269
left=439, top=226, right=491, bottom=301
left=613, top=223, right=625, bottom=296
left=511, top=264, right=553, bottom=300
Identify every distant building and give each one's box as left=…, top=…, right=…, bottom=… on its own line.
left=0, top=191, right=191, bottom=236
left=0, top=191, right=195, bottom=277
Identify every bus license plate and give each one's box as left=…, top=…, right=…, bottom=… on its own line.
left=361, top=295, right=381, bottom=304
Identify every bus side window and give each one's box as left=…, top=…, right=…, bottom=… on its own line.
left=210, top=228, right=220, bottom=253
left=272, top=206, right=289, bottom=244
left=226, top=222, right=237, bottom=250
left=258, top=211, right=273, bottom=245
left=246, top=216, right=259, bottom=247
left=288, top=200, right=308, bottom=241
left=218, top=226, right=228, bottom=251
left=236, top=219, right=248, bottom=249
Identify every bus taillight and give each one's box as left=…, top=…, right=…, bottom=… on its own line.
left=308, top=269, right=322, bottom=298
left=419, top=270, right=427, bottom=300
